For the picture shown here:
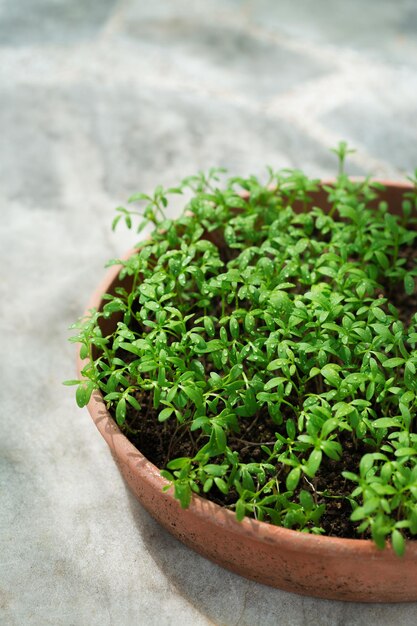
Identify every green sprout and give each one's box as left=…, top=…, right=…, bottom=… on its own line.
left=67, top=145, right=417, bottom=555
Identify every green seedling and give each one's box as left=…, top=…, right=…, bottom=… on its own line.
left=68, top=144, right=417, bottom=555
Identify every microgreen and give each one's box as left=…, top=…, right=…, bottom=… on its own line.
left=68, top=144, right=417, bottom=555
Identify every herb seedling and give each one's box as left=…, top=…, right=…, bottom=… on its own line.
left=67, top=145, right=417, bottom=555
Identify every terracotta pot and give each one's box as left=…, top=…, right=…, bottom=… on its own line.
left=77, top=181, right=417, bottom=602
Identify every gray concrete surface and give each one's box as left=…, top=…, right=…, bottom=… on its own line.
left=1, top=1, right=417, bottom=624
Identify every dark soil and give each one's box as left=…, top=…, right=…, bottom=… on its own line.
left=391, top=245, right=417, bottom=325
left=121, top=394, right=368, bottom=539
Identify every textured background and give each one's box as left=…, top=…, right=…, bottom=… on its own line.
left=1, top=1, right=417, bottom=624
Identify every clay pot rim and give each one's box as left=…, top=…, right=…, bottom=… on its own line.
left=77, top=178, right=417, bottom=561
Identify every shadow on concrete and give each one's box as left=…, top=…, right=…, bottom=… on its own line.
left=122, top=478, right=417, bottom=626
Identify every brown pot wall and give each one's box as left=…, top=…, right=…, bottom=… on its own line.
left=77, top=181, right=417, bottom=602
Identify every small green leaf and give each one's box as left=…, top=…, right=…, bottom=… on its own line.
left=203, top=478, right=213, bottom=493
left=236, top=499, right=246, bottom=522
left=373, top=418, right=399, bottom=429
left=167, top=457, right=190, bottom=470
left=383, top=358, right=405, bottom=368
left=372, top=307, right=387, bottom=322
left=405, top=360, right=416, bottom=378
left=404, top=274, right=415, bottom=296
left=394, top=447, right=417, bottom=457
left=182, top=385, right=204, bottom=408
left=212, top=424, right=227, bottom=453
left=374, top=250, right=389, bottom=269
left=75, top=382, right=94, bottom=408
left=342, top=471, right=358, bottom=482
left=350, top=506, right=366, bottom=521
left=306, top=449, right=322, bottom=476
left=391, top=529, right=406, bottom=557
left=76, top=384, right=88, bottom=408
left=229, top=317, right=239, bottom=339
left=115, top=397, right=126, bottom=425
left=321, top=365, right=341, bottom=387
left=158, top=407, right=174, bottom=422
left=126, top=394, right=141, bottom=411
left=264, top=377, right=286, bottom=391
left=286, top=467, right=301, bottom=491
left=174, top=482, right=192, bottom=509
left=244, top=313, right=255, bottom=333
left=299, top=489, right=313, bottom=511
left=214, top=477, right=228, bottom=494
left=335, top=403, right=355, bottom=418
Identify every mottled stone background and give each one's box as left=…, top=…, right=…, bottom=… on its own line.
left=1, top=1, right=417, bottom=624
